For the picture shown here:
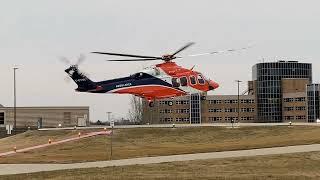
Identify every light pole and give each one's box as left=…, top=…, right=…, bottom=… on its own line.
left=13, top=67, right=18, bottom=130
left=235, top=80, right=242, bottom=125
left=106, top=112, right=113, bottom=160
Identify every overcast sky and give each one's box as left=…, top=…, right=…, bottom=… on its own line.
left=1, top=0, right=320, bottom=121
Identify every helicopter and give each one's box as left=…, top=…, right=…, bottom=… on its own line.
left=64, top=42, right=249, bottom=107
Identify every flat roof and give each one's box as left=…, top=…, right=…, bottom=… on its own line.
left=206, top=95, right=255, bottom=100
left=0, top=106, right=89, bottom=110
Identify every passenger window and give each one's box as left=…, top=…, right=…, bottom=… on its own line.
left=132, top=72, right=143, bottom=79
left=197, top=74, right=205, bottom=84
left=190, top=76, right=196, bottom=85
left=172, top=78, right=180, bottom=87
left=180, top=77, right=188, bottom=86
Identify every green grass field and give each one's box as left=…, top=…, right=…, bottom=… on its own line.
left=2, top=151, right=320, bottom=180
left=0, top=126, right=320, bottom=164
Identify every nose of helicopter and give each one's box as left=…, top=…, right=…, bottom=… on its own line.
left=209, top=80, right=219, bottom=90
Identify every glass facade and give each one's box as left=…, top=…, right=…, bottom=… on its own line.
left=252, top=61, right=312, bottom=122
left=190, top=94, right=201, bottom=124
left=307, top=84, right=320, bottom=122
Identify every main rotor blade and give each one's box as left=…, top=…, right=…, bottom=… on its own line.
left=92, top=52, right=161, bottom=59
left=171, top=42, right=195, bottom=56
left=107, top=58, right=162, bottom=62
left=185, top=44, right=254, bottom=57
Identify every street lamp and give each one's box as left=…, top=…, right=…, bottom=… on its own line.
left=106, top=111, right=113, bottom=160
left=235, top=80, right=242, bottom=124
left=106, top=112, right=112, bottom=124
left=13, top=67, right=18, bottom=130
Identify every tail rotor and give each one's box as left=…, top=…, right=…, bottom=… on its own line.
left=59, top=54, right=89, bottom=83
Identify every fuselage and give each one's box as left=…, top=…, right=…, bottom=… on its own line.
left=66, top=62, right=219, bottom=101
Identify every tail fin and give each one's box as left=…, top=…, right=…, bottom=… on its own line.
left=65, top=65, right=96, bottom=92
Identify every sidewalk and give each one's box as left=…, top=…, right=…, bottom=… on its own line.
left=0, top=143, right=320, bottom=175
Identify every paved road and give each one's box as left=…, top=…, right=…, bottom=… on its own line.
left=1, top=143, right=320, bottom=175
left=40, top=122, right=320, bottom=131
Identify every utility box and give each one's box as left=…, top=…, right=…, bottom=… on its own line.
left=6, top=124, right=13, bottom=135
left=37, top=118, right=43, bottom=129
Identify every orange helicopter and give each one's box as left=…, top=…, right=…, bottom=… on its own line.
left=64, top=42, right=249, bottom=107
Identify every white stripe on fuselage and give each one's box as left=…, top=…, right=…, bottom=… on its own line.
left=108, top=84, right=187, bottom=94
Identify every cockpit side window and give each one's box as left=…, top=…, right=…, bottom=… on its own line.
left=190, top=76, right=196, bottom=85
left=197, top=74, right=205, bottom=84
left=180, top=77, right=188, bottom=86
left=172, top=77, right=180, bottom=87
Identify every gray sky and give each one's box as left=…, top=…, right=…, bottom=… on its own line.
left=1, top=0, right=320, bottom=121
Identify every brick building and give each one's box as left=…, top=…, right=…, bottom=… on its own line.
left=142, top=61, right=320, bottom=124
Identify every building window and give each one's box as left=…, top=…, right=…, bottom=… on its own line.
left=284, top=98, right=295, bottom=102
left=295, top=97, right=305, bottom=102
left=225, top=108, right=237, bottom=112
left=241, top=117, right=254, bottom=121
left=208, top=109, right=223, bottom=113
left=295, top=106, right=306, bottom=111
left=284, top=107, right=294, bottom=111
left=225, top=117, right=238, bottom=121
left=240, top=99, right=247, bottom=103
left=225, top=100, right=238, bottom=104
left=209, top=100, right=222, bottom=104
left=159, top=109, right=173, bottom=114
left=0, top=112, right=4, bottom=125
left=284, top=116, right=294, bottom=120
left=176, top=117, right=190, bottom=122
left=296, top=116, right=306, bottom=120
left=176, top=100, right=189, bottom=105
left=241, top=108, right=255, bottom=112
left=209, top=117, right=222, bottom=122
left=241, top=99, right=255, bottom=103
left=176, top=109, right=189, bottom=113
left=159, top=101, right=174, bottom=105
left=160, top=117, right=173, bottom=122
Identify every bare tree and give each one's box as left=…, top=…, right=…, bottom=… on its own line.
left=128, top=95, right=143, bottom=122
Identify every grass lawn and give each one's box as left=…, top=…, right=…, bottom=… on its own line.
left=0, top=129, right=96, bottom=153
left=2, top=151, right=320, bottom=179
left=0, top=126, right=320, bottom=163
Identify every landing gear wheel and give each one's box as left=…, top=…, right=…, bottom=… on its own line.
left=168, top=101, right=173, bottom=106
left=201, top=96, right=206, bottom=100
left=148, top=101, right=154, bottom=107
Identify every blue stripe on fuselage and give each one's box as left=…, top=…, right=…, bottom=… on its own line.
left=92, top=73, right=175, bottom=93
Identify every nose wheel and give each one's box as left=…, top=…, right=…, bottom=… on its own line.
left=148, top=100, right=155, bottom=107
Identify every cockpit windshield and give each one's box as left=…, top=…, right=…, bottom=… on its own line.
left=197, top=74, right=205, bottom=84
